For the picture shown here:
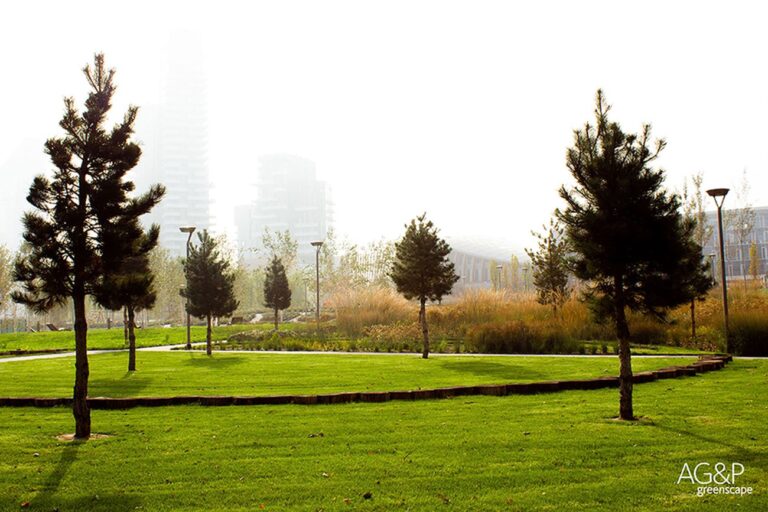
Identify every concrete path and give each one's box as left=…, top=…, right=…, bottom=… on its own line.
left=0, top=344, right=712, bottom=363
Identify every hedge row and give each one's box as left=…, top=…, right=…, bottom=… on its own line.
left=0, top=355, right=732, bottom=409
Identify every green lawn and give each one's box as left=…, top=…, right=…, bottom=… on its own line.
left=0, top=325, right=260, bottom=352
left=0, top=352, right=699, bottom=398
left=0, top=359, right=764, bottom=511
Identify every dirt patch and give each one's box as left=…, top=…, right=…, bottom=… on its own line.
left=55, top=433, right=112, bottom=441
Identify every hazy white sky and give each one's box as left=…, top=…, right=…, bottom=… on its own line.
left=2, top=1, right=767, bottom=253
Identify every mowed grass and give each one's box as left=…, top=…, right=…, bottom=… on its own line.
left=0, top=359, right=765, bottom=511
left=0, top=325, right=261, bottom=352
left=0, top=352, right=699, bottom=398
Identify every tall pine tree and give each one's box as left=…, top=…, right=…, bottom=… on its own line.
left=557, top=90, right=711, bottom=420
left=390, top=214, right=459, bottom=359
left=263, top=256, right=292, bottom=330
left=12, top=54, right=163, bottom=438
left=181, top=230, right=238, bottom=355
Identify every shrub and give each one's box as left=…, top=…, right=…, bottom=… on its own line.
left=465, top=320, right=575, bottom=354
left=730, top=311, right=768, bottom=356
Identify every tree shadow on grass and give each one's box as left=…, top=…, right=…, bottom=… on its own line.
left=435, top=360, right=546, bottom=381
left=89, top=373, right=151, bottom=397
left=181, top=354, right=248, bottom=368
left=647, top=422, right=767, bottom=472
left=31, top=442, right=143, bottom=511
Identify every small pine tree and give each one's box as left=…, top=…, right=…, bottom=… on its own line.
left=263, top=256, right=292, bottom=330
left=525, top=218, right=572, bottom=315
left=96, top=224, right=162, bottom=371
left=390, top=214, right=459, bottom=359
left=181, top=230, right=238, bottom=355
left=12, top=54, right=162, bottom=439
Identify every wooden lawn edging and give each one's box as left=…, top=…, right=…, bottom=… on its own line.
left=0, top=355, right=733, bottom=409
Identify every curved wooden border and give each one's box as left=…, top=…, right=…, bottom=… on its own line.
left=0, top=355, right=732, bottom=409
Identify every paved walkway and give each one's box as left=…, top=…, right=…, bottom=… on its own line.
left=0, top=344, right=711, bottom=363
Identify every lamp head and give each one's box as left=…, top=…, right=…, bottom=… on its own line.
left=706, top=188, right=729, bottom=198
left=311, top=241, right=324, bottom=248
left=179, top=226, right=196, bottom=234
left=706, top=188, right=729, bottom=208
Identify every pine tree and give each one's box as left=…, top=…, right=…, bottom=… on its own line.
left=12, top=54, right=163, bottom=438
left=263, top=256, right=292, bottom=330
left=95, top=224, right=162, bottom=371
left=557, top=90, right=711, bottom=420
left=390, top=214, right=459, bottom=359
left=182, top=230, right=238, bottom=355
left=525, top=218, right=572, bottom=315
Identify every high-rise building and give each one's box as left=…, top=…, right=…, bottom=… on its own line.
left=235, top=154, right=333, bottom=266
left=134, top=32, right=211, bottom=256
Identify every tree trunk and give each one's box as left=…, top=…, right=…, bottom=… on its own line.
left=274, top=307, right=279, bottom=331
left=614, top=276, right=634, bottom=421
left=690, top=299, right=696, bottom=338
left=128, top=306, right=137, bottom=372
left=419, top=297, right=429, bottom=359
left=206, top=314, right=212, bottom=356
left=123, top=306, right=128, bottom=345
left=73, top=290, right=91, bottom=439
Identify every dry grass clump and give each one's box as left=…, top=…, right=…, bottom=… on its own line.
left=330, top=287, right=415, bottom=337
left=329, top=283, right=768, bottom=355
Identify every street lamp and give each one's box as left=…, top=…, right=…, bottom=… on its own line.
left=311, top=241, right=324, bottom=330
left=180, top=226, right=196, bottom=350
left=706, top=188, right=730, bottom=351
left=495, top=264, right=503, bottom=291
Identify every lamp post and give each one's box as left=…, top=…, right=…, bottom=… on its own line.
left=180, top=226, right=196, bottom=350
left=311, top=241, right=324, bottom=330
left=706, top=188, right=730, bottom=351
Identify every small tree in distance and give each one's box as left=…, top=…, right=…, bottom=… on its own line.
left=264, top=256, right=292, bottom=330
left=182, top=230, right=239, bottom=355
left=525, top=218, right=572, bottom=316
left=557, top=90, right=711, bottom=421
left=390, top=214, right=459, bottom=359
left=96, top=224, right=162, bottom=371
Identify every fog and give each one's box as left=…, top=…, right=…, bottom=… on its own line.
left=1, top=1, right=767, bottom=254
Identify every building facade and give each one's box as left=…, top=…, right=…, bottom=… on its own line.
left=235, top=155, right=333, bottom=265
left=703, top=206, right=768, bottom=280
left=134, top=32, right=211, bottom=257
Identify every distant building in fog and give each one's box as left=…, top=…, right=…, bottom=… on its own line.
left=446, top=237, right=523, bottom=291
left=235, top=155, right=333, bottom=265
left=134, top=32, right=211, bottom=257
left=704, top=206, right=768, bottom=279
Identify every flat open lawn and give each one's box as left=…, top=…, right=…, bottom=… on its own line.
left=0, top=352, right=699, bottom=398
left=0, top=359, right=764, bottom=511
left=0, top=325, right=260, bottom=352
